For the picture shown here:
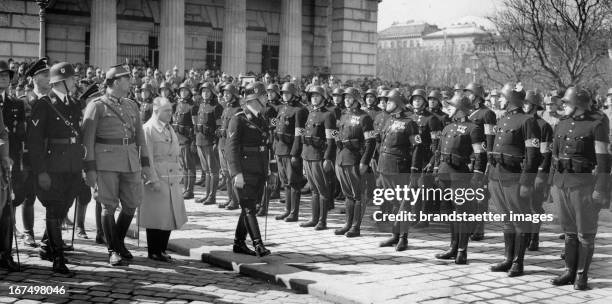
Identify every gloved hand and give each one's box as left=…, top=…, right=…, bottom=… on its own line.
left=234, top=173, right=245, bottom=189
left=141, top=166, right=154, bottom=182
left=359, top=163, right=368, bottom=176
left=85, top=170, right=97, bottom=188
left=291, top=156, right=300, bottom=168
left=37, top=172, right=51, bottom=191
left=519, top=185, right=532, bottom=198
left=323, top=160, right=333, bottom=173
left=409, top=173, right=420, bottom=188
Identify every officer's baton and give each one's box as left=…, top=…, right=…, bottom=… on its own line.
left=264, top=178, right=269, bottom=241
left=7, top=174, right=21, bottom=271
left=71, top=199, right=77, bottom=247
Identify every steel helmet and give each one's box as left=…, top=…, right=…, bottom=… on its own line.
left=363, top=88, right=377, bottom=99
left=562, top=86, right=591, bottom=110
left=409, top=89, right=427, bottom=103
left=105, top=64, right=130, bottom=81
left=199, top=81, right=216, bottom=94
left=179, top=82, right=191, bottom=90
left=332, top=88, right=344, bottom=96
left=453, top=83, right=463, bottom=92
left=343, top=87, right=362, bottom=104
left=427, top=90, right=442, bottom=101
left=464, top=82, right=485, bottom=100
left=524, top=90, right=543, bottom=110
left=49, top=62, right=75, bottom=84
left=386, top=89, right=405, bottom=107
left=447, top=95, right=473, bottom=118
left=378, top=90, right=390, bottom=99
left=141, top=83, right=153, bottom=92
left=222, top=83, right=241, bottom=99
left=266, top=83, right=280, bottom=95
left=245, top=81, right=266, bottom=96
left=308, top=85, right=326, bottom=97
left=500, top=82, right=526, bottom=110
left=280, top=82, right=297, bottom=96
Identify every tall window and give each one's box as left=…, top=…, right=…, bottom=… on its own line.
left=206, top=41, right=222, bottom=70
left=85, top=31, right=90, bottom=64
left=262, top=44, right=279, bottom=74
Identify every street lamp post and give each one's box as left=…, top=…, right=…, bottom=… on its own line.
left=36, top=0, right=51, bottom=58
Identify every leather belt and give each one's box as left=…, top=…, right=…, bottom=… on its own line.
left=96, top=137, right=135, bottom=145
left=48, top=137, right=79, bottom=144
left=243, top=146, right=266, bottom=152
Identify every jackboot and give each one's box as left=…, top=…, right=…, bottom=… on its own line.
left=380, top=221, right=400, bottom=247
left=346, top=202, right=364, bottom=237
left=204, top=174, right=218, bottom=205
left=76, top=201, right=88, bottom=239
left=218, top=173, right=227, bottom=191
left=115, top=212, right=134, bottom=260
left=257, top=186, right=270, bottom=217
left=551, top=235, right=578, bottom=286
left=0, top=211, right=20, bottom=272
left=245, top=212, right=271, bottom=257
left=435, top=223, right=458, bottom=259
left=47, top=218, right=71, bottom=274
left=300, top=193, right=320, bottom=227
left=315, top=198, right=328, bottom=230
left=508, top=233, right=528, bottom=277
left=225, top=177, right=239, bottom=210
left=335, top=199, right=355, bottom=235
left=101, top=214, right=124, bottom=266
left=395, top=233, right=408, bottom=251
left=22, top=199, right=37, bottom=247
left=196, top=174, right=211, bottom=204
left=275, top=186, right=292, bottom=220
left=183, top=172, right=195, bottom=199
left=455, top=230, right=470, bottom=265
left=38, top=229, right=53, bottom=261
left=95, top=201, right=106, bottom=245
left=284, top=187, right=301, bottom=222
left=490, top=233, right=515, bottom=272
left=574, top=241, right=594, bottom=290
left=528, top=223, right=541, bottom=251
left=233, top=239, right=256, bottom=256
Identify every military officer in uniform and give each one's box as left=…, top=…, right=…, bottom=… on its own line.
left=274, top=83, right=308, bottom=222
left=334, top=87, right=376, bottom=237
left=550, top=87, right=610, bottom=290
left=434, top=95, right=487, bottom=264
left=139, top=83, right=155, bottom=123
left=377, top=89, right=422, bottom=251
left=523, top=90, right=553, bottom=251
left=328, top=88, right=345, bottom=206
left=218, top=84, right=242, bottom=209
left=488, top=83, right=541, bottom=277
left=173, top=82, right=197, bottom=199
left=226, top=93, right=272, bottom=257
left=264, top=84, right=282, bottom=202
left=194, top=82, right=223, bottom=205
left=465, top=82, right=497, bottom=241
left=298, top=86, right=336, bottom=230
left=82, top=65, right=152, bottom=267
left=0, top=60, right=18, bottom=272
left=27, top=62, right=85, bottom=274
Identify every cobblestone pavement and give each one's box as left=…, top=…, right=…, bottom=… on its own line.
left=0, top=200, right=329, bottom=304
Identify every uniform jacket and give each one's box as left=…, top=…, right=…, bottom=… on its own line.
left=226, top=109, right=270, bottom=179
left=410, top=108, right=443, bottom=165
left=1, top=91, right=26, bottom=163
left=28, top=90, right=84, bottom=174
left=194, top=98, right=223, bottom=146
left=431, top=108, right=451, bottom=128
left=438, top=118, right=485, bottom=177
left=141, top=117, right=187, bottom=231
left=273, top=99, right=308, bottom=157
left=301, top=105, right=336, bottom=161
left=218, top=100, right=241, bottom=151
left=82, top=94, right=148, bottom=173
left=139, top=97, right=154, bottom=123
left=377, top=111, right=422, bottom=174
left=335, top=107, right=376, bottom=166
left=469, top=105, right=497, bottom=152
left=172, top=97, right=196, bottom=144
left=0, top=92, right=11, bottom=166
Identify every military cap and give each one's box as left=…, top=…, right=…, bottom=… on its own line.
left=222, top=83, right=240, bottom=99
left=525, top=90, right=543, bottom=109
left=105, top=64, right=130, bottom=80
left=562, top=86, right=591, bottom=109
left=141, top=83, right=153, bottom=91
left=25, top=57, right=49, bottom=77
left=266, top=83, right=280, bottom=95
left=308, top=85, right=326, bottom=97
left=79, top=83, right=101, bottom=101
left=245, top=81, right=266, bottom=96
left=199, top=82, right=217, bottom=94
left=386, top=89, right=405, bottom=106
left=49, top=62, right=75, bottom=84
left=332, top=88, right=344, bottom=96
left=0, top=60, right=13, bottom=79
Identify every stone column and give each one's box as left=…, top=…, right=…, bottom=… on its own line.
left=222, top=0, right=246, bottom=76
left=90, top=0, right=117, bottom=70
left=159, top=0, right=185, bottom=78
left=36, top=0, right=51, bottom=58
left=278, top=0, right=302, bottom=79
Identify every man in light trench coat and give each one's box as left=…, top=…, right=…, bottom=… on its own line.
left=141, top=96, right=188, bottom=262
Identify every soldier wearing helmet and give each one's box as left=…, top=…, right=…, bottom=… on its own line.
left=377, top=89, right=423, bottom=251
left=463, top=82, right=497, bottom=241
left=217, top=84, right=243, bottom=210
left=333, top=87, right=376, bottom=238
left=326, top=87, right=346, bottom=205
left=266, top=83, right=282, bottom=113
left=488, top=82, right=541, bottom=278
left=264, top=83, right=283, bottom=203
left=139, top=83, right=155, bottom=123
left=298, top=85, right=337, bottom=230
left=362, top=88, right=382, bottom=192
left=193, top=82, right=223, bottom=206
left=82, top=64, right=153, bottom=268
left=428, top=89, right=450, bottom=127
left=522, top=90, right=554, bottom=252
left=433, top=94, right=486, bottom=264
left=226, top=93, right=273, bottom=258
left=273, top=82, right=308, bottom=222
left=159, top=81, right=173, bottom=102
left=372, top=90, right=390, bottom=175
left=549, top=86, right=610, bottom=290
left=409, top=88, right=443, bottom=229
left=0, top=60, right=19, bottom=272
left=172, top=82, right=197, bottom=200
left=328, top=88, right=345, bottom=120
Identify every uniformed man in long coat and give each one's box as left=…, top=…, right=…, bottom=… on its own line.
left=28, top=62, right=85, bottom=274
left=226, top=93, right=272, bottom=257
left=0, top=61, right=18, bottom=272
left=550, top=87, right=610, bottom=290
left=82, top=65, right=152, bottom=266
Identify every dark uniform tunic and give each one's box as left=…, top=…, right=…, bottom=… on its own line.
left=274, top=99, right=308, bottom=187
left=488, top=108, right=541, bottom=233
left=0, top=91, right=12, bottom=261
left=530, top=111, right=554, bottom=217
left=172, top=97, right=197, bottom=193
left=28, top=90, right=84, bottom=218
left=139, top=97, right=153, bottom=123
left=194, top=98, right=223, bottom=174
left=0, top=92, right=28, bottom=204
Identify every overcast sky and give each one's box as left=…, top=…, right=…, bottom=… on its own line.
left=377, top=0, right=504, bottom=31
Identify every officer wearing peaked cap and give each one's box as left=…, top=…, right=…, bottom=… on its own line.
left=82, top=64, right=153, bottom=267
left=27, top=62, right=85, bottom=274
left=0, top=60, right=18, bottom=272
left=550, top=86, right=610, bottom=290
left=488, top=82, right=541, bottom=277
left=226, top=93, right=272, bottom=258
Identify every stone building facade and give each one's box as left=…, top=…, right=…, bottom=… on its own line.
left=0, top=0, right=379, bottom=80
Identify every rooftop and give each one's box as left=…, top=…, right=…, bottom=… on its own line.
left=424, top=22, right=492, bottom=39
left=378, top=20, right=439, bottom=39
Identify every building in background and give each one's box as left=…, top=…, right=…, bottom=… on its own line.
left=0, top=0, right=381, bottom=80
